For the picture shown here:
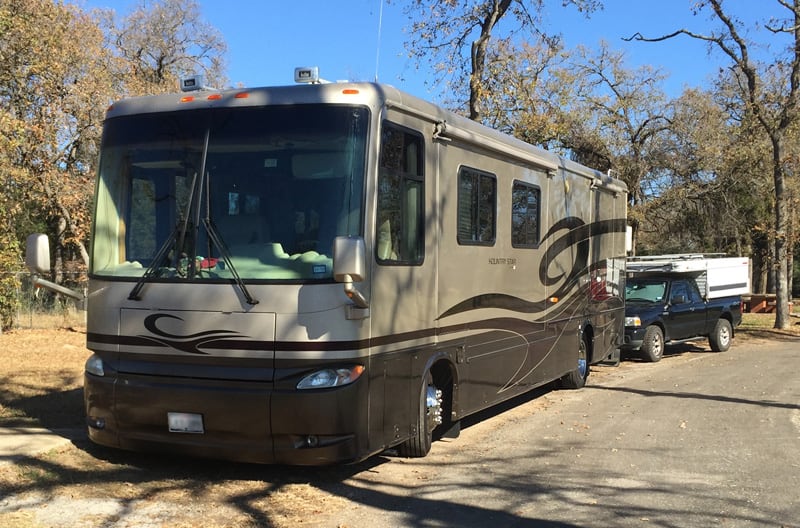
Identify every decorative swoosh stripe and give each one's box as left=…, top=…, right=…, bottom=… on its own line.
left=86, top=316, right=550, bottom=355
left=439, top=217, right=626, bottom=320
left=439, top=293, right=551, bottom=319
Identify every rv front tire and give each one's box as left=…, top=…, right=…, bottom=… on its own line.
left=398, top=373, right=441, bottom=457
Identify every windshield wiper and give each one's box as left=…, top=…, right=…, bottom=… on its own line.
left=128, top=164, right=200, bottom=301
left=128, top=222, right=183, bottom=301
left=127, top=216, right=259, bottom=306
left=128, top=126, right=257, bottom=306
left=203, top=218, right=258, bottom=305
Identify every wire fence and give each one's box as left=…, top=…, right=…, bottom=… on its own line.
left=2, top=271, right=88, bottom=330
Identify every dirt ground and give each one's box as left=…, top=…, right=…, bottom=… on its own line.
left=0, top=313, right=797, bottom=527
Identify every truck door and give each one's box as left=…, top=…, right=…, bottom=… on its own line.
left=667, top=279, right=707, bottom=339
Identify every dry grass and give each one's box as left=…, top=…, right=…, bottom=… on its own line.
left=13, top=308, right=86, bottom=330
left=0, top=327, right=87, bottom=428
left=738, top=312, right=800, bottom=339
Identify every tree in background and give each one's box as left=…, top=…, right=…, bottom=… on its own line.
left=395, top=0, right=600, bottom=121
left=99, top=0, right=228, bottom=96
left=471, top=39, right=673, bottom=253
left=0, top=112, right=24, bottom=329
left=641, top=81, right=777, bottom=283
left=478, top=38, right=572, bottom=148
left=629, top=0, right=800, bottom=328
left=559, top=43, right=672, bottom=253
left=0, top=0, right=228, bottom=330
left=0, top=0, right=111, bottom=326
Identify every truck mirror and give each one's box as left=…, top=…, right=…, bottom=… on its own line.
left=25, top=233, right=51, bottom=275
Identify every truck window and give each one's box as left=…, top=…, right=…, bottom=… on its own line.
left=671, top=281, right=690, bottom=303
left=685, top=279, right=703, bottom=303
left=672, top=280, right=702, bottom=303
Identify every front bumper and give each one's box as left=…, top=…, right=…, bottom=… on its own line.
left=620, top=326, right=646, bottom=351
left=84, top=368, right=369, bottom=465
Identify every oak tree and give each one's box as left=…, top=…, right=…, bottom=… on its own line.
left=396, top=0, right=600, bottom=121
left=99, top=0, right=228, bottom=96
left=629, top=0, right=800, bottom=328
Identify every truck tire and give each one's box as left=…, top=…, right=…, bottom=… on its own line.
left=560, top=332, right=590, bottom=389
left=641, top=325, right=664, bottom=362
left=708, top=318, right=733, bottom=352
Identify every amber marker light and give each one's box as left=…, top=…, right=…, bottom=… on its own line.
left=179, top=96, right=195, bottom=103
left=342, top=89, right=360, bottom=95
left=207, top=93, right=222, bottom=101
left=234, top=92, right=249, bottom=99
left=549, top=297, right=559, bottom=303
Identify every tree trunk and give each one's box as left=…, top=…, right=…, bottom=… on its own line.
left=468, top=0, right=511, bottom=121
left=772, top=137, right=790, bottom=329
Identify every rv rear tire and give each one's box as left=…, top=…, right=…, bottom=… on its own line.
left=560, top=333, right=590, bottom=389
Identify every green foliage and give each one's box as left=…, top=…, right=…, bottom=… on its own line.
left=0, top=0, right=228, bottom=295
left=0, top=218, right=20, bottom=331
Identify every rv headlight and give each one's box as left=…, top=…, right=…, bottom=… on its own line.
left=85, top=354, right=105, bottom=377
left=297, top=365, right=365, bottom=390
left=625, top=316, right=642, bottom=327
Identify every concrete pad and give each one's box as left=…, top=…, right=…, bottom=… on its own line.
left=0, top=427, right=83, bottom=465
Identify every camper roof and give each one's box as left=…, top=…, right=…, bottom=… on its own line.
left=627, top=254, right=728, bottom=274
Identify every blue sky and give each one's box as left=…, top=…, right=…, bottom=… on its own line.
left=75, top=1, right=786, bottom=102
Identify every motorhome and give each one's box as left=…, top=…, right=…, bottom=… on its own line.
left=34, top=70, right=628, bottom=464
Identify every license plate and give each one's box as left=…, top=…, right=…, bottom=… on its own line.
left=168, top=412, right=204, bottom=434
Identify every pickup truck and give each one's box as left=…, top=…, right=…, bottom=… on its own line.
left=621, top=255, right=749, bottom=362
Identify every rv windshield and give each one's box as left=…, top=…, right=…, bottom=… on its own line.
left=91, top=104, right=368, bottom=282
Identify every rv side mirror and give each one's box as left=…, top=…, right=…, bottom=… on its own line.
left=333, top=236, right=368, bottom=308
left=333, top=236, right=366, bottom=282
left=25, top=233, right=51, bottom=275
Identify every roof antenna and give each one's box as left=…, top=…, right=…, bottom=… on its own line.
left=374, top=0, right=385, bottom=82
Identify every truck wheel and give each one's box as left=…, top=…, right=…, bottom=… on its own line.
left=708, top=318, right=733, bottom=352
left=641, top=325, right=664, bottom=362
left=560, top=332, right=590, bottom=389
left=398, top=373, right=442, bottom=457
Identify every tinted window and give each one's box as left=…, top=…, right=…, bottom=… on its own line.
left=457, top=167, right=496, bottom=245
left=376, top=123, right=424, bottom=264
left=511, top=181, right=540, bottom=247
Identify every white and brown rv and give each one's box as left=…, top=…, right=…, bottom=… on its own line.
left=77, top=74, right=628, bottom=464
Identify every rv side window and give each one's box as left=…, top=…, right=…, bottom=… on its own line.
left=376, top=122, right=424, bottom=265
left=457, top=167, right=496, bottom=246
left=511, top=181, right=540, bottom=248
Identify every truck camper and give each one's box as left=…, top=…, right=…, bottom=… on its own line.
left=33, top=70, right=628, bottom=464
left=623, top=254, right=750, bottom=361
